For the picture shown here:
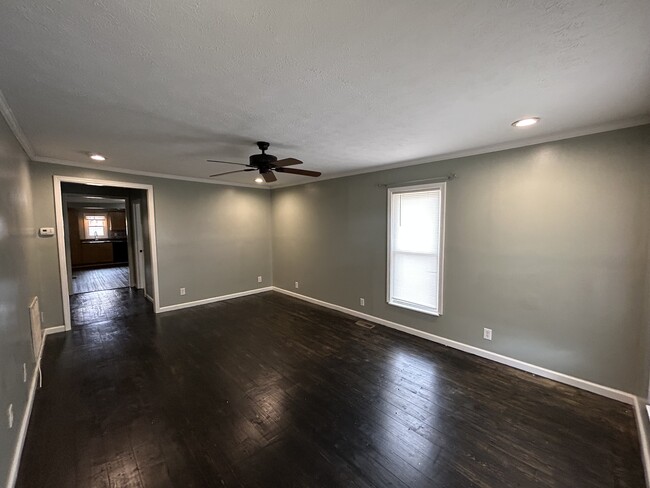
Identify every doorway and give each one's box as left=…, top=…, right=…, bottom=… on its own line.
left=64, top=193, right=129, bottom=294
left=54, top=176, right=160, bottom=330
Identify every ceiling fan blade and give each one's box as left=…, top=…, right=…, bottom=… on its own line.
left=273, top=158, right=303, bottom=167
left=207, top=160, right=249, bottom=167
left=275, top=167, right=321, bottom=177
left=262, top=171, right=277, bottom=183
left=209, top=169, right=255, bottom=178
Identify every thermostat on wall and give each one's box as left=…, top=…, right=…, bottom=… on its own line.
left=38, top=227, right=55, bottom=237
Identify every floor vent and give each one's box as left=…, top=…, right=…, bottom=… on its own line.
left=354, top=320, right=376, bottom=329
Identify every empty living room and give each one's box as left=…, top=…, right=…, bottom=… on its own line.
left=1, top=1, right=650, bottom=487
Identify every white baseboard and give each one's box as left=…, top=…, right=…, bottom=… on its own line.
left=5, top=369, right=38, bottom=488
left=272, top=287, right=636, bottom=405
left=634, top=397, right=650, bottom=488
left=5, top=326, right=58, bottom=488
left=144, top=293, right=154, bottom=303
left=159, top=286, right=273, bottom=313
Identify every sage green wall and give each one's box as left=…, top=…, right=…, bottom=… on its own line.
left=271, top=125, right=650, bottom=395
left=29, top=162, right=272, bottom=326
left=0, top=116, right=39, bottom=485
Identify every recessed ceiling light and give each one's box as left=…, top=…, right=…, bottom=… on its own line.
left=89, top=153, right=106, bottom=161
left=511, top=117, right=540, bottom=128
left=255, top=177, right=264, bottom=184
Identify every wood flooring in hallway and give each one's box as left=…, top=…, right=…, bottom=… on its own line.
left=16, top=290, right=645, bottom=487
left=70, top=266, right=130, bottom=294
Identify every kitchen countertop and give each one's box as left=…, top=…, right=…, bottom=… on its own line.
left=81, top=238, right=127, bottom=244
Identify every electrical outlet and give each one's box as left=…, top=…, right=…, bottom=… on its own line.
left=23, top=363, right=27, bottom=383
left=295, top=281, right=299, bottom=289
left=257, top=276, right=262, bottom=283
left=7, top=404, right=13, bottom=429
left=180, top=287, right=186, bottom=296
left=360, top=298, right=365, bottom=306
left=483, top=328, right=493, bottom=341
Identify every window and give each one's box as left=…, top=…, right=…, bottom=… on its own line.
left=84, top=214, right=107, bottom=238
left=387, top=182, right=446, bottom=316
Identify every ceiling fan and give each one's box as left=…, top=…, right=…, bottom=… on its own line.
left=208, top=141, right=322, bottom=183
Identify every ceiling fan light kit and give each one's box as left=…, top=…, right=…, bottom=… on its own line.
left=208, top=141, right=322, bottom=183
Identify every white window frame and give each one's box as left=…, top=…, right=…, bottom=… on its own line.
left=83, top=213, right=108, bottom=239
left=387, top=182, right=446, bottom=316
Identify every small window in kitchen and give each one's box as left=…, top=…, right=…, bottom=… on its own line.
left=84, top=215, right=107, bottom=239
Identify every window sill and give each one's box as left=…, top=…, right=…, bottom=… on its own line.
left=388, top=299, right=441, bottom=317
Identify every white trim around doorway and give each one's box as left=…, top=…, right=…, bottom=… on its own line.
left=53, top=175, right=161, bottom=330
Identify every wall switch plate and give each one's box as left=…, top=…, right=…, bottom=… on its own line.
left=180, top=287, right=186, bottom=296
left=23, top=363, right=27, bottom=383
left=295, top=281, right=299, bottom=289
left=7, top=404, right=13, bottom=429
left=483, top=328, right=493, bottom=341
left=257, top=276, right=262, bottom=283
left=360, top=298, right=365, bottom=306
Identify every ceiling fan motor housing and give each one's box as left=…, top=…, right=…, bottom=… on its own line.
left=249, top=152, right=277, bottom=170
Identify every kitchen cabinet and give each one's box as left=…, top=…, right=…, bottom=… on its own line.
left=68, top=208, right=83, bottom=267
left=80, top=242, right=113, bottom=265
left=109, top=211, right=126, bottom=231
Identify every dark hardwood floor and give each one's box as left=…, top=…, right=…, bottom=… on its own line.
left=69, top=287, right=151, bottom=326
left=17, top=290, right=645, bottom=487
left=71, top=266, right=130, bottom=294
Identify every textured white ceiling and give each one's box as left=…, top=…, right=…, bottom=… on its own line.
left=1, top=0, right=649, bottom=187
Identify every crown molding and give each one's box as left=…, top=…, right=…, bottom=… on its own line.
left=30, top=155, right=268, bottom=189
left=0, top=89, right=36, bottom=159
left=271, top=115, right=650, bottom=189
left=0, top=88, right=267, bottom=190
left=2, top=88, right=648, bottom=192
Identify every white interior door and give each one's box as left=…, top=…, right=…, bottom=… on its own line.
left=62, top=198, right=74, bottom=294
left=132, top=201, right=146, bottom=290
